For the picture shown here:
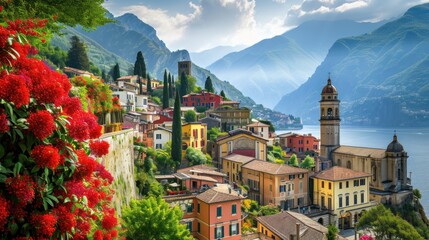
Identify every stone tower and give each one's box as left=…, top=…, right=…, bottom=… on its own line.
left=384, top=134, right=408, bottom=192
left=320, top=78, right=340, bottom=160
left=178, top=60, right=192, bottom=76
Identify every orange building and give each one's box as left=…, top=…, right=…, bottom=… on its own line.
left=278, top=133, right=319, bottom=155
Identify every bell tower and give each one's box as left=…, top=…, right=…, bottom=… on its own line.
left=320, top=77, right=340, bottom=160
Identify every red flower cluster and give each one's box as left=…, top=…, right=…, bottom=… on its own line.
left=60, top=96, right=82, bottom=115
left=90, top=140, right=110, bottom=157
left=0, top=74, right=30, bottom=108
left=53, top=206, right=76, bottom=233
left=102, top=214, right=118, bottom=230
left=5, top=175, right=35, bottom=204
left=31, top=145, right=60, bottom=169
left=30, top=213, right=57, bottom=237
left=0, top=196, right=8, bottom=231
left=0, top=111, right=8, bottom=133
left=75, top=150, right=97, bottom=178
left=28, top=110, right=56, bottom=140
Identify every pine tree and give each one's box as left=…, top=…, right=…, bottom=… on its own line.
left=111, top=63, right=120, bottom=81
left=204, top=76, right=214, bottom=93
left=162, top=69, right=169, bottom=109
left=66, top=35, right=90, bottom=71
left=179, top=71, right=188, bottom=98
left=171, top=89, right=182, bottom=165
left=168, top=73, right=173, bottom=98
left=134, top=51, right=146, bottom=94
left=147, top=73, right=152, bottom=93
left=220, top=90, right=226, bottom=98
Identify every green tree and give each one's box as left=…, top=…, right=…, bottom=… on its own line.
left=259, top=119, right=275, bottom=132
left=357, top=205, right=424, bottom=240
left=111, top=63, right=120, bottom=81
left=326, top=225, right=338, bottom=240
left=168, top=73, right=173, bottom=98
left=147, top=73, right=152, bottom=93
left=260, top=205, right=280, bottom=216
left=163, top=69, right=169, bottom=108
left=204, top=76, right=214, bottom=93
left=207, top=127, right=228, bottom=142
left=184, top=110, right=197, bottom=122
left=134, top=51, right=146, bottom=94
left=154, top=145, right=175, bottom=174
left=171, top=90, right=182, bottom=164
left=66, top=35, right=90, bottom=70
left=122, top=197, right=193, bottom=240
left=101, top=70, right=107, bottom=82
left=185, top=147, right=208, bottom=166
left=220, top=90, right=226, bottom=98
left=413, top=189, right=422, bottom=199
left=300, top=155, right=315, bottom=169
left=143, top=156, right=154, bottom=177
left=179, top=71, right=188, bottom=98
left=288, top=154, right=299, bottom=167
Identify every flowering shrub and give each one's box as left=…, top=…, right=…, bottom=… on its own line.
left=0, top=15, right=119, bottom=239
left=360, top=234, right=374, bottom=240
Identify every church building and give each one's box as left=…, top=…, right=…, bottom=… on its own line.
left=319, top=78, right=413, bottom=206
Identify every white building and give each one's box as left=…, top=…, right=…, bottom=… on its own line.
left=135, top=94, right=148, bottom=110
left=152, top=127, right=172, bottom=149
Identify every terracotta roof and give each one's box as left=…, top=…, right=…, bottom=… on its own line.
left=247, top=122, right=270, bottom=127
left=216, top=128, right=268, bottom=143
left=149, top=126, right=172, bottom=133
left=196, top=188, right=242, bottom=204
left=257, top=211, right=347, bottom=240
left=333, top=146, right=385, bottom=159
left=221, top=101, right=240, bottom=104
left=314, top=166, right=371, bottom=181
left=242, top=160, right=308, bottom=175
left=188, top=175, right=217, bottom=182
left=223, top=154, right=255, bottom=164
left=117, top=75, right=137, bottom=81
left=178, top=165, right=226, bottom=177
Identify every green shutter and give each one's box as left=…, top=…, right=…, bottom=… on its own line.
left=232, top=204, right=237, bottom=214
left=229, top=224, right=232, bottom=236
left=221, top=226, right=224, bottom=238
left=217, top=206, right=222, bottom=217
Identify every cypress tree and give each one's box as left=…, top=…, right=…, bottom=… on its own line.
left=220, top=90, right=226, bottom=98
left=111, top=63, right=120, bottom=81
left=179, top=71, right=188, bottom=98
left=204, top=76, right=214, bottom=93
left=147, top=73, right=152, bottom=93
left=171, top=89, right=182, bottom=165
left=66, top=35, right=90, bottom=71
left=168, top=73, right=173, bottom=98
left=162, top=69, right=169, bottom=109
left=134, top=51, right=146, bottom=94
left=101, top=70, right=106, bottom=82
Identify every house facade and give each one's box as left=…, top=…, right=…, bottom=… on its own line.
left=152, top=127, right=172, bottom=149
left=182, top=122, right=208, bottom=157
left=207, top=103, right=251, bottom=131
left=182, top=90, right=223, bottom=109
left=222, top=154, right=255, bottom=184
left=241, top=160, right=309, bottom=209
left=246, top=122, right=270, bottom=140
left=278, top=133, right=320, bottom=155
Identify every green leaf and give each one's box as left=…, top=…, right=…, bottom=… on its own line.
left=48, top=194, right=59, bottom=203
left=13, top=162, right=22, bottom=177
left=18, top=153, right=27, bottom=162
left=0, top=174, right=7, bottom=183
left=31, top=166, right=40, bottom=173
left=43, top=199, right=48, bottom=210
left=45, top=197, right=54, bottom=207
left=64, top=197, right=71, bottom=203
left=15, top=129, right=24, bottom=139
left=10, top=223, right=18, bottom=235
left=18, top=143, right=26, bottom=152
left=44, top=167, right=49, bottom=182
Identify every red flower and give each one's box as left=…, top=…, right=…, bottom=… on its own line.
left=75, top=150, right=96, bottom=178
left=90, top=140, right=110, bottom=157
left=101, top=214, right=117, bottom=231
left=95, top=162, right=114, bottom=183
left=28, top=110, right=55, bottom=140
left=103, top=233, right=112, bottom=240
left=60, top=96, right=82, bottom=115
left=67, top=118, right=89, bottom=141
left=5, top=175, right=35, bottom=204
left=110, top=229, right=118, bottom=238
left=93, top=230, right=103, bottom=240
left=0, top=74, right=30, bottom=108
left=54, top=206, right=76, bottom=233
left=0, top=195, right=9, bottom=231
left=63, top=180, right=86, bottom=198
left=30, top=213, right=57, bottom=237
left=31, top=145, right=60, bottom=169
left=0, top=112, right=8, bottom=133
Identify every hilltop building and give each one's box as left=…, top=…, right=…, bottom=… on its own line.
left=178, top=60, right=192, bottom=76
left=182, top=90, right=223, bottom=109
left=319, top=78, right=413, bottom=206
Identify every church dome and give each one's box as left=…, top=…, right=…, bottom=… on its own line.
left=386, top=134, right=404, bottom=152
left=321, top=78, right=337, bottom=94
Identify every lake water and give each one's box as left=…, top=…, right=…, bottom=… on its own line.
left=278, top=125, right=429, bottom=214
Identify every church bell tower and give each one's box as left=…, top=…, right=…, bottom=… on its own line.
left=320, top=77, right=340, bottom=160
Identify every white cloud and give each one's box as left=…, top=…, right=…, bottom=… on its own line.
left=335, top=1, right=368, bottom=13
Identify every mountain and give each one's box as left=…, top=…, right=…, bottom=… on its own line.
left=274, top=3, right=429, bottom=127
left=190, top=45, right=246, bottom=68
left=208, top=20, right=384, bottom=108
left=52, top=12, right=255, bottom=107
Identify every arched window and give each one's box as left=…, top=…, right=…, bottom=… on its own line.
left=372, top=165, right=377, bottom=182
left=346, top=161, right=351, bottom=169
left=321, top=108, right=325, bottom=116
left=337, top=159, right=342, bottom=166
left=327, top=108, right=333, bottom=117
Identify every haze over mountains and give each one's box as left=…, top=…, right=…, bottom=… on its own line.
left=190, top=45, right=246, bottom=68
left=208, top=20, right=385, bottom=108
left=275, top=3, right=429, bottom=127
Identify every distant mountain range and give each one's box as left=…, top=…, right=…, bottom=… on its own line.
left=52, top=12, right=255, bottom=107
left=275, top=3, right=429, bottom=127
left=190, top=45, right=246, bottom=68
left=208, top=20, right=384, bottom=108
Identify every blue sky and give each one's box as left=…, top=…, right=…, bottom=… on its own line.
left=104, top=0, right=429, bottom=52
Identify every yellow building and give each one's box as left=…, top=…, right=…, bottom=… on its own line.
left=213, top=129, right=268, bottom=169
left=222, top=154, right=255, bottom=184
left=242, top=160, right=309, bottom=209
left=182, top=122, right=208, bottom=158
left=312, top=166, right=376, bottom=230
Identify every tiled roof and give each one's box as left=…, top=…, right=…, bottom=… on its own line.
left=247, top=122, right=270, bottom=127
left=333, top=146, right=385, bottom=159
left=178, top=165, right=226, bottom=177
left=188, top=175, right=217, bottom=182
left=196, top=188, right=242, bottom=204
left=216, top=128, right=268, bottom=142
left=257, top=211, right=347, bottom=240
left=242, top=160, right=308, bottom=175
left=314, top=166, right=371, bottom=181
left=223, top=154, right=255, bottom=164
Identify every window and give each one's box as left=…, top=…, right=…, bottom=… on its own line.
left=321, top=196, right=325, bottom=208
left=289, top=175, right=296, bottom=180
left=339, top=195, right=343, bottom=208
left=339, top=182, right=342, bottom=189
left=201, top=129, right=204, bottom=138
left=232, top=204, right=237, bottom=215
left=197, top=203, right=200, bottom=213
left=217, top=206, right=222, bottom=217
left=345, top=195, right=349, bottom=206
left=298, top=197, right=304, bottom=207
left=198, top=222, right=200, bottom=233
left=230, top=223, right=239, bottom=235
left=156, top=134, right=161, bottom=139
left=187, top=222, right=192, bottom=232
left=354, top=180, right=359, bottom=187
left=346, top=161, right=351, bottom=169
left=346, top=181, right=349, bottom=188
left=187, top=203, right=194, bottom=213
left=279, top=185, right=286, bottom=192
left=321, top=181, right=325, bottom=188
left=360, top=179, right=366, bottom=186
left=354, top=193, right=358, bottom=205
left=155, top=144, right=162, bottom=149
left=269, top=184, right=272, bottom=192
left=299, top=182, right=303, bottom=193
left=361, top=192, right=365, bottom=203
left=328, top=182, right=332, bottom=190
left=215, top=226, right=224, bottom=239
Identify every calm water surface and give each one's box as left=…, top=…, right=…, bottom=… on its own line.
left=278, top=125, right=429, bottom=214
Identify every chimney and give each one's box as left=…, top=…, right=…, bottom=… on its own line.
left=296, top=223, right=300, bottom=240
